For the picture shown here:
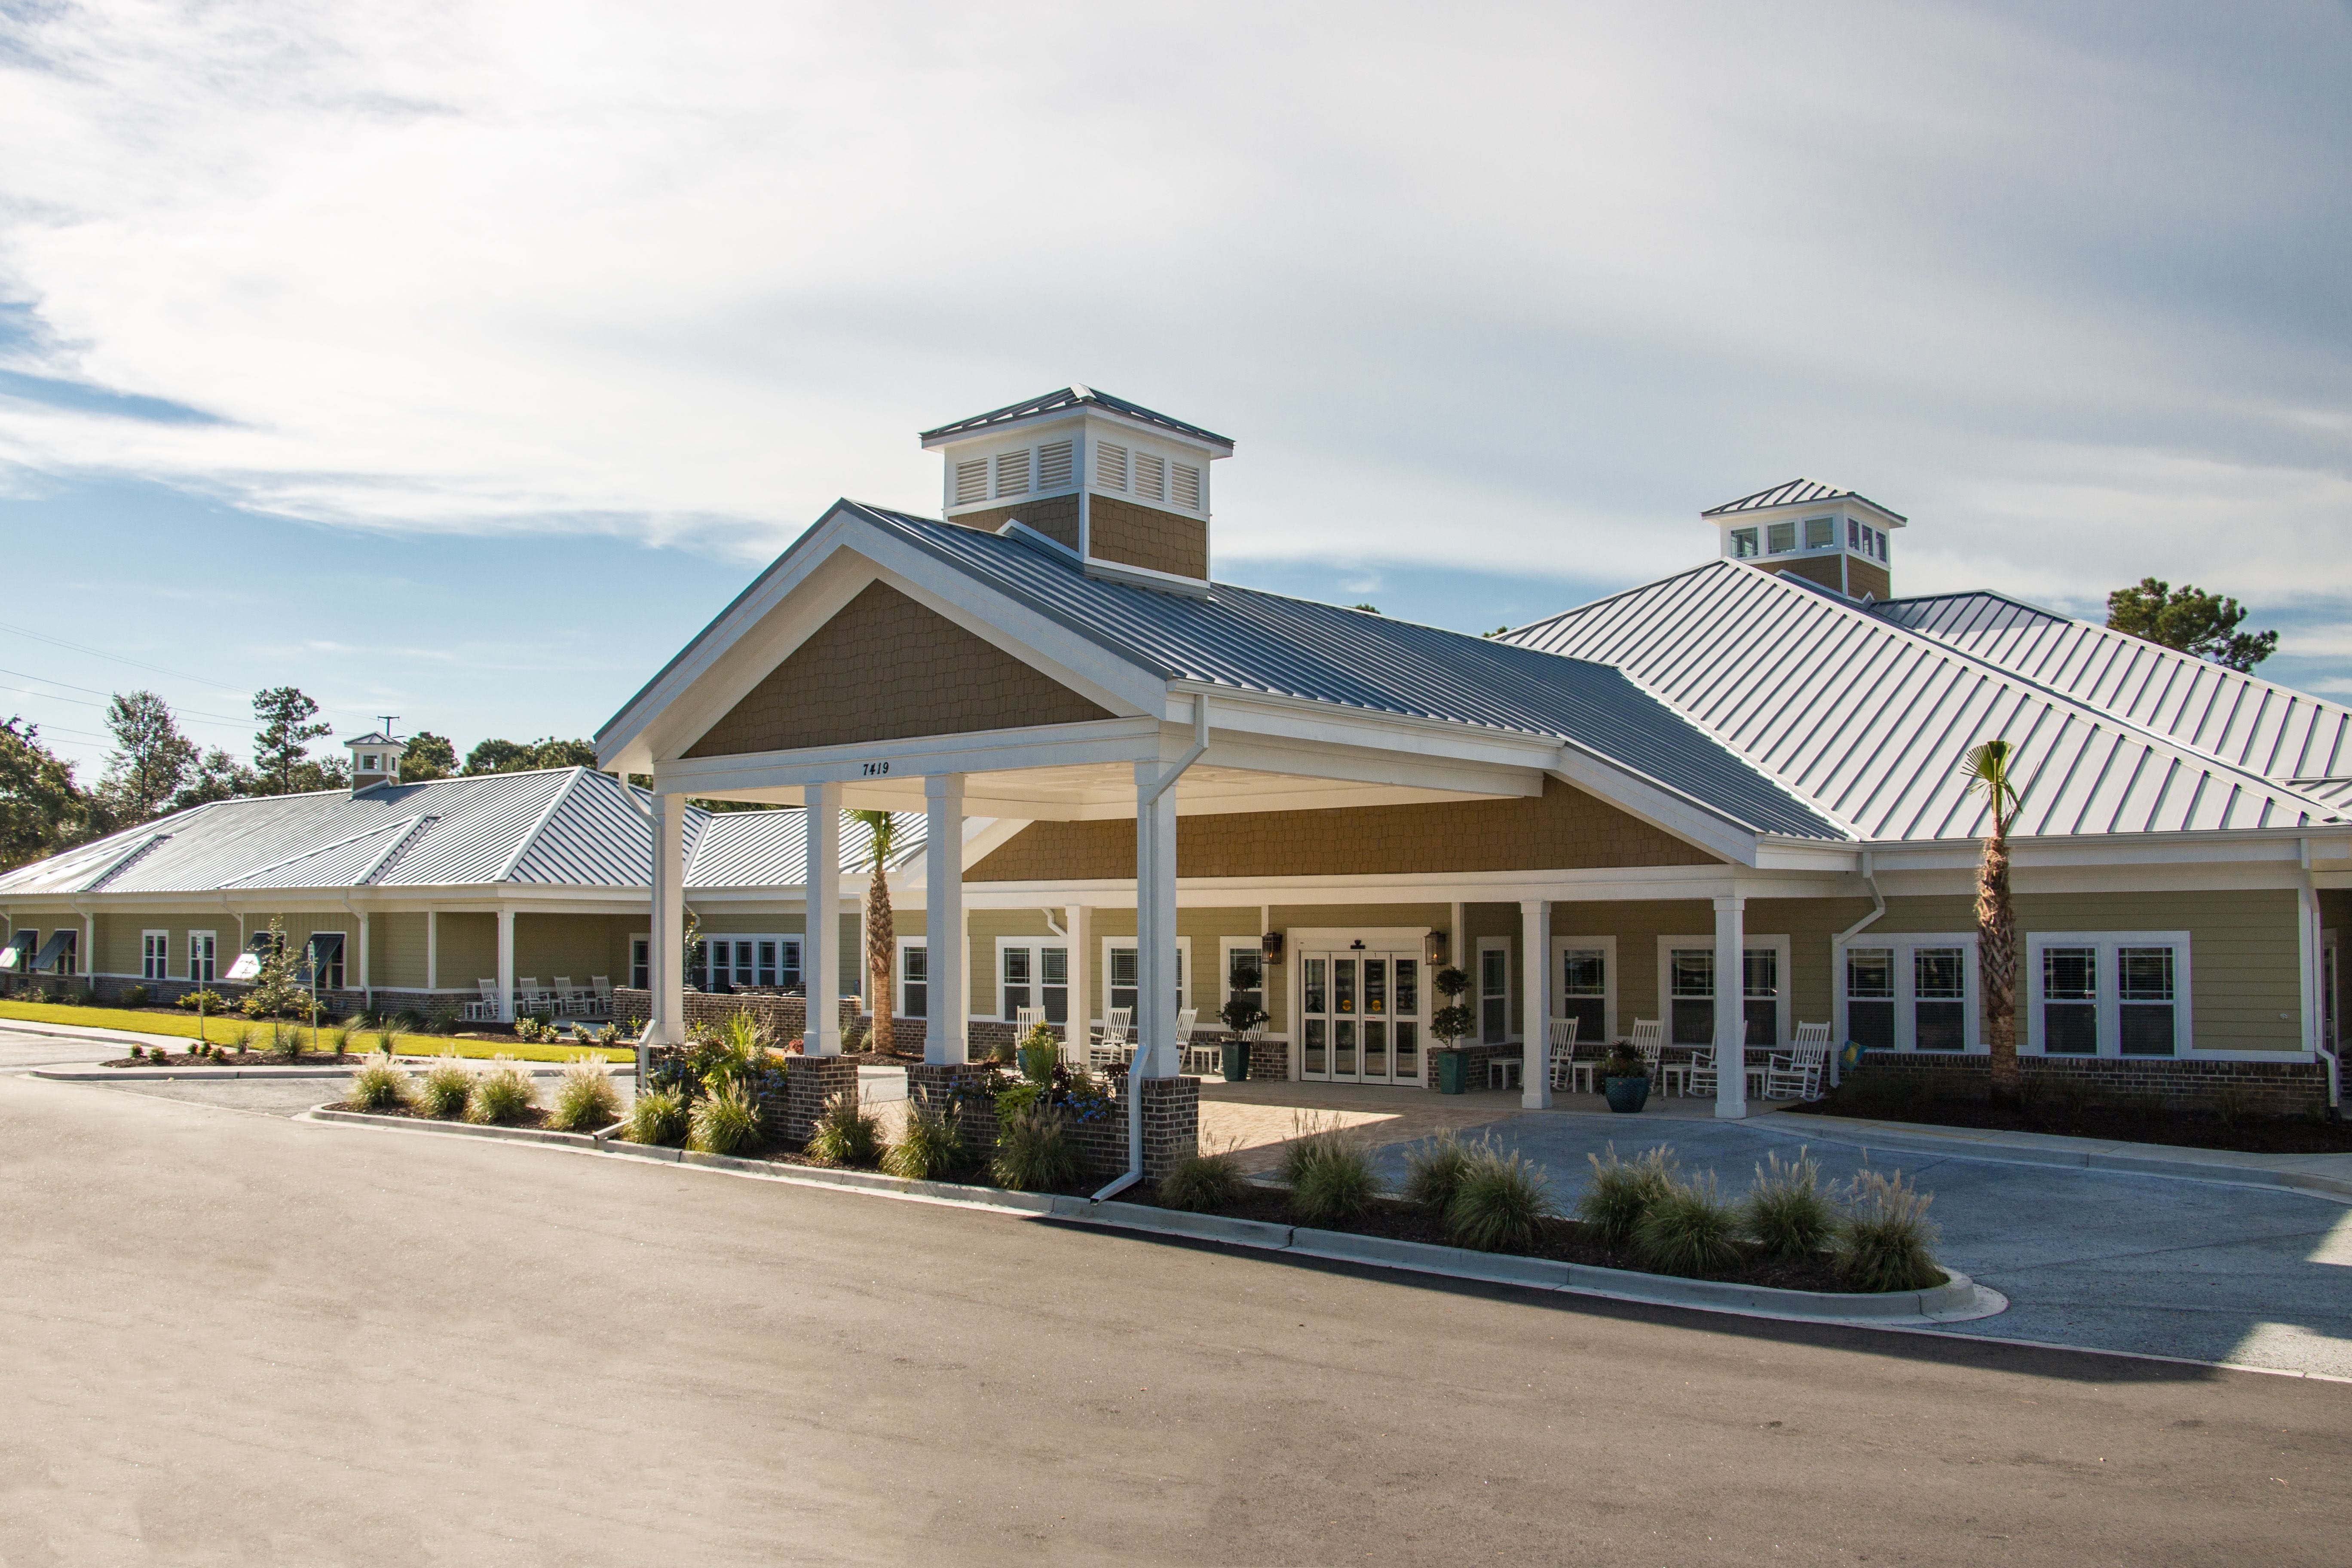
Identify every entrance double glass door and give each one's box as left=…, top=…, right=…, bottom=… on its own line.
left=1300, top=950, right=1423, bottom=1084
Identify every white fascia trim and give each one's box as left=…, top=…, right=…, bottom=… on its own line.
left=1168, top=683, right=1565, bottom=775
left=1862, top=827, right=2352, bottom=875
left=654, top=717, right=1168, bottom=796
left=952, top=863, right=1848, bottom=910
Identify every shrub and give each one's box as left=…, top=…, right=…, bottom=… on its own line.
left=374, top=1029, right=397, bottom=1055
left=805, top=1091, right=880, bottom=1166
left=1445, top=1142, right=1557, bottom=1253
left=2212, top=1084, right=2250, bottom=1131
left=626, top=1087, right=690, bottom=1146
left=394, top=1008, right=429, bottom=1035
left=177, top=989, right=227, bottom=1014
left=990, top=1101, right=1076, bottom=1191
left=1575, top=1143, right=1676, bottom=1246
left=1278, top=1112, right=1356, bottom=1188
left=548, top=1054, right=622, bottom=1131
left=1016, top=1023, right=1060, bottom=1084
left=1743, top=1147, right=1835, bottom=1261
left=330, top=1022, right=355, bottom=1056
left=1158, top=1147, right=1247, bottom=1212
left=1835, top=1168, right=1944, bottom=1292
left=124, top=984, right=150, bottom=1009
left=348, top=1055, right=410, bottom=1112
left=1403, top=1127, right=1475, bottom=1211
left=1635, top=1171, right=1744, bottom=1276
left=1292, top=1142, right=1378, bottom=1225
left=512, top=1015, right=546, bottom=1044
left=466, top=1059, right=538, bottom=1124
left=231, top=1023, right=254, bottom=1056
left=1600, top=1044, right=1647, bottom=1082
left=882, top=1099, right=965, bottom=1180
left=690, top=1082, right=764, bottom=1155
left=993, top=1080, right=1046, bottom=1122
left=415, top=1055, right=473, bottom=1119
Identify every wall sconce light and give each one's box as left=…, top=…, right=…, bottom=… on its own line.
left=1425, top=931, right=1449, bottom=967
left=1260, top=931, right=1284, bottom=965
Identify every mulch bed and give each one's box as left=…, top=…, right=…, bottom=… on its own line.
left=1128, top=1183, right=1871, bottom=1292
left=323, top=1099, right=562, bottom=1130
left=105, top=1050, right=354, bottom=1069
left=1788, top=1096, right=2352, bottom=1154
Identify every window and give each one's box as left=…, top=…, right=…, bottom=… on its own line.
left=1559, top=946, right=1607, bottom=1045
left=899, top=938, right=928, bottom=1018
left=1743, top=947, right=1781, bottom=1049
left=1875, top=528, right=1887, bottom=561
left=701, top=935, right=802, bottom=993
left=1849, top=518, right=1861, bottom=550
left=1106, top=938, right=1188, bottom=1018
left=1766, top=521, right=1796, bottom=555
left=1135, top=451, right=1166, bottom=503
left=2026, top=933, right=2191, bottom=1057
left=1730, top=527, right=1759, bottom=558
left=1669, top=947, right=1714, bottom=1045
left=1173, top=463, right=1201, bottom=511
left=997, top=940, right=1069, bottom=1023
left=142, top=931, right=169, bottom=981
left=1847, top=948, right=1895, bottom=1050
left=1804, top=516, right=1834, bottom=549
left=1837, top=934, right=1977, bottom=1052
left=360, top=753, right=380, bottom=772
left=1096, top=442, right=1128, bottom=491
left=954, top=458, right=988, bottom=506
left=306, top=932, right=346, bottom=991
left=188, top=931, right=217, bottom=985
left=994, top=448, right=1031, bottom=498
left=1037, top=440, right=1075, bottom=491
left=1479, top=942, right=1510, bottom=1042
left=1913, top=948, right=1967, bottom=1050
left=1222, top=940, right=1264, bottom=1020
left=630, top=937, right=649, bottom=991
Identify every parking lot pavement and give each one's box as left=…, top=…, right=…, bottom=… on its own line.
left=1374, top=1110, right=2352, bottom=1377
left=0, top=1022, right=133, bottom=1070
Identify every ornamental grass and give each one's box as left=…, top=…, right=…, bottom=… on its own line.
left=882, top=1099, right=965, bottom=1180
left=1834, top=1168, right=1944, bottom=1292
left=548, top=1054, right=622, bottom=1131
left=1443, top=1142, right=1557, bottom=1253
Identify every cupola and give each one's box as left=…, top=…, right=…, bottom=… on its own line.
left=1703, top=478, right=1905, bottom=602
left=919, top=386, right=1234, bottom=594
left=345, top=731, right=407, bottom=793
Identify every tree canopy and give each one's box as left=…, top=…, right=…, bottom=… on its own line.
left=96, top=689, right=198, bottom=826
left=2106, top=578, right=2278, bottom=672
left=251, top=686, right=336, bottom=795
left=0, top=717, right=87, bottom=872
left=462, top=736, right=597, bottom=775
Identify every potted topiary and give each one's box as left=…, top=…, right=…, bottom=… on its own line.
left=1601, top=1042, right=1650, bottom=1113
left=1217, top=997, right=1268, bottom=1082
left=1430, top=966, right=1475, bottom=1095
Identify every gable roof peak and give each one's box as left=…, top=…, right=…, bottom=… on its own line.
left=1701, top=477, right=1907, bottom=524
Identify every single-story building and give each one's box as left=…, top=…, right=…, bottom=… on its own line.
left=593, top=385, right=2352, bottom=1133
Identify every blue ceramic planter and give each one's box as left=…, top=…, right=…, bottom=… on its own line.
left=1604, top=1075, right=1651, bottom=1113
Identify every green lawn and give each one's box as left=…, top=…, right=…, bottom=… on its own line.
left=0, top=999, right=634, bottom=1063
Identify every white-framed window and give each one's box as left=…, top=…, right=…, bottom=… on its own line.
left=1766, top=520, right=1796, bottom=554
left=187, top=930, right=217, bottom=985
left=1103, top=937, right=1189, bottom=1018
left=1836, top=932, right=1980, bottom=1053
left=1657, top=935, right=1792, bottom=1049
left=700, top=934, right=803, bottom=993
left=2025, top=931, right=2192, bottom=1058
left=1477, top=937, right=1511, bottom=1042
left=1095, top=442, right=1128, bottom=491
left=141, top=930, right=170, bottom=981
left=897, top=937, right=928, bottom=1019
left=630, top=935, right=650, bottom=991
left=1550, top=934, right=1617, bottom=1049
left=306, top=932, right=347, bottom=991
left=1220, top=938, right=1266, bottom=1026
left=1849, top=518, right=1861, bottom=551
left=1730, top=527, right=1759, bottom=558
left=995, top=938, right=1070, bottom=1023
left=1804, top=516, right=1834, bottom=549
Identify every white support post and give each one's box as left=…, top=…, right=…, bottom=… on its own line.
left=358, top=912, right=371, bottom=1003
left=924, top=774, right=967, bottom=1064
left=496, top=906, right=516, bottom=1023
left=1714, top=892, right=1747, bottom=1120
left=1135, top=762, right=1180, bottom=1079
left=425, top=909, right=438, bottom=992
left=805, top=782, right=842, bottom=1055
left=1065, top=903, right=1091, bottom=1061
left=1449, top=900, right=1467, bottom=976
left=1521, top=898, right=1552, bottom=1109
left=652, top=792, right=685, bottom=1045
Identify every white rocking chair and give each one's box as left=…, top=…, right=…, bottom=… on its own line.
left=463, top=978, right=502, bottom=1022
left=1090, top=1007, right=1134, bottom=1072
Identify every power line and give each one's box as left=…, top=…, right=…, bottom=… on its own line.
left=0, top=664, right=253, bottom=726
left=0, top=683, right=251, bottom=738
left=0, top=619, right=249, bottom=698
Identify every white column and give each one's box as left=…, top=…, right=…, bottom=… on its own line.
left=358, top=912, right=371, bottom=1001
left=652, top=792, right=685, bottom=1045
left=1064, top=903, right=1092, bottom=1063
left=1134, top=763, right=1180, bottom=1078
left=1449, top=900, right=1467, bottom=977
left=83, top=911, right=94, bottom=981
left=496, top=906, right=516, bottom=1023
left=1520, top=898, right=1553, bottom=1109
left=924, top=774, right=967, bottom=1064
left=1714, top=892, right=1748, bottom=1119
left=805, top=781, right=842, bottom=1055
left=425, top=909, right=438, bottom=991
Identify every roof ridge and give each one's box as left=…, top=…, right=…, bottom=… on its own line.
left=496, top=767, right=588, bottom=884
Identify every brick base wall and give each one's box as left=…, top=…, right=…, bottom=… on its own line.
left=1844, top=1053, right=2329, bottom=1118
left=1248, top=1035, right=1288, bottom=1081
left=1430, top=1042, right=1522, bottom=1092
left=903, top=1062, right=1197, bottom=1184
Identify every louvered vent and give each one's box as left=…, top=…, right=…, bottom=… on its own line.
left=1172, top=463, right=1201, bottom=511
left=1037, top=440, right=1074, bottom=490
left=954, top=459, right=988, bottom=506
left=994, top=449, right=1031, bottom=498
left=1135, top=452, right=1166, bottom=502
left=1096, top=443, right=1129, bottom=491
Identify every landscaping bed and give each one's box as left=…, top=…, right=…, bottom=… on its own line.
left=1789, top=1093, right=2352, bottom=1154
left=325, top=1098, right=562, bottom=1131
left=105, top=1047, right=348, bottom=1068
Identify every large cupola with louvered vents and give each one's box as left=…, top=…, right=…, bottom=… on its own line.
left=919, top=386, right=1235, bottom=594
left=1703, top=478, right=1905, bottom=602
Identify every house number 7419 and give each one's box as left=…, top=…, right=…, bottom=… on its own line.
left=861, top=761, right=891, bottom=777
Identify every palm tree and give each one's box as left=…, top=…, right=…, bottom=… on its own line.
left=847, top=809, right=898, bottom=1054
left=1962, top=740, right=2023, bottom=1107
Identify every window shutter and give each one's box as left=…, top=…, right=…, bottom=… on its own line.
left=1096, top=443, right=1128, bottom=491
left=1135, top=452, right=1166, bottom=502
left=1172, top=463, right=1201, bottom=511
left=994, top=449, right=1031, bottom=498
left=954, top=459, right=987, bottom=506
left=1037, top=440, right=1074, bottom=490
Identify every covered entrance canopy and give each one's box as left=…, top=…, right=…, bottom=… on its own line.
left=597, top=499, right=1851, bottom=1142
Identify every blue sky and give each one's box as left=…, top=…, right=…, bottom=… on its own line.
left=1, top=2, right=2347, bottom=777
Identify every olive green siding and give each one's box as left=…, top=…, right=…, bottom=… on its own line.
left=372, top=912, right=428, bottom=988
left=436, top=913, right=497, bottom=990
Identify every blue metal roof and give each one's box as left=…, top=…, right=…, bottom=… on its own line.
left=919, top=385, right=1234, bottom=450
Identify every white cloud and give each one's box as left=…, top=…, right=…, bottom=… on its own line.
left=0, top=0, right=2345, bottom=611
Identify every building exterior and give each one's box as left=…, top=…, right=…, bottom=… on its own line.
left=598, top=386, right=2350, bottom=1133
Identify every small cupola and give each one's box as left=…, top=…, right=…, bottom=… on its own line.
left=345, top=730, right=407, bottom=793
left=919, top=386, right=1235, bottom=594
left=1703, top=478, right=1905, bottom=602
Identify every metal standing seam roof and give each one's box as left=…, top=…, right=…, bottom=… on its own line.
left=918, top=385, right=1235, bottom=450
left=844, top=504, right=1845, bottom=840
left=1872, top=590, right=2352, bottom=784
left=1700, top=478, right=1908, bottom=522
left=0, top=769, right=923, bottom=897
left=1501, top=561, right=2346, bottom=842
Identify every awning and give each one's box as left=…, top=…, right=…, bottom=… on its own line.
left=304, top=932, right=344, bottom=981
left=30, top=931, right=75, bottom=971
left=0, top=943, right=21, bottom=970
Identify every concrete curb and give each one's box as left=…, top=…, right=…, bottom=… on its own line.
left=304, top=1106, right=2003, bottom=1325
left=37, top=1060, right=630, bottom=1083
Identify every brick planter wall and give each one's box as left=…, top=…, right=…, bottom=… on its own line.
left=1247, top=1034, right=1289, bottom=1081
left=1842, top=1053, right=2330, bottom=1118
left=903, top=1062, right=1197, bottom=1185
left=770, top=1054, right=861, bottom=1146
left=612, top=987, right=858, bottom=1044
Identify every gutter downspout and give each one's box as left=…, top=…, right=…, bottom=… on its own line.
left=1092, top=694, right=1211, bottom=1206
left=1828, top=851, right=1885, bottom=1088
left=2300, top=837, right=2339, bottom=1112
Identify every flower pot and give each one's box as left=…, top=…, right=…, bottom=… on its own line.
left=1604, top=1075, right=1651, bottom=1113
left=1222, top=1038, right=1251, bottom=1082
left=1433, top=1047, right=1470, bottom=1095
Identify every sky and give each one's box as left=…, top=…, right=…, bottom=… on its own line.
left=0, top=1, right=2347, bottom=778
